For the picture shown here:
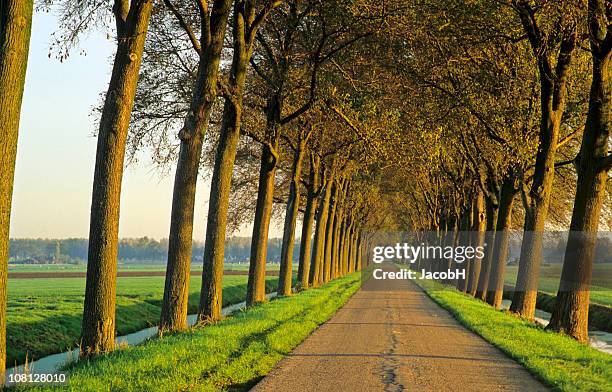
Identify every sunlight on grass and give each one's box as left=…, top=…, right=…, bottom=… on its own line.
left=25, top=274, right=361, bottom=391
left=6, top=275, right=277, bottom=367
left=418, top=279, right=612, bottom=392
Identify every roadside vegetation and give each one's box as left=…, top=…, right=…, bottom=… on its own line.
left=24, top=274, right=360, bottom=392
left=418, top=280, right=612, bottom=392
left=7, top=276, right=277, bottom=367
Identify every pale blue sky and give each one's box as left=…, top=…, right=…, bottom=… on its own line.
left=10, top=10, right=218, bottom=240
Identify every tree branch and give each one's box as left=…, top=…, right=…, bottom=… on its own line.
left=163, top=0, right=202, bottom=55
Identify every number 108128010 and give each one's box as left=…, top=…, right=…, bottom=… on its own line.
left=6, top=372, right=68, bottom=386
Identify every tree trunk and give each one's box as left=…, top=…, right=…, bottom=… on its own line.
left=510, top=85, right=564, bottom=318
left=338, top=217, right=347, bottom=277
left=456, top=206, right=473, bottom=292
left=297, top=155, right=320, bottom=289
left=81, top=0, right=153, bottom=355
left=160, top=0, right=232, bottom=330
left=330, top=215, right=338, bottom=279
left=475, top=197, right=499, bottom=301
left=356, top=232, right=363, bottom=271
left=331, top=181, right=346, bottom=279
left=197, top=0, right=270, bottom=322
left=323, top=181, right=339, bottom=283
left=197, top=98, right=243, bottom=322
left=345, top=220, right=355, bottom=275
left=0, top=0, right=33, bottom=378
left=468, top=190, right=486, bottom=296
left=309, top=176, right=333, bottom=287
left=278, top=141, right=305, bottom=296
left=347, top=223, right=357, bottom=274
left=548, top=12, right=611, bottom=341
left=486, top=177, right=517, bottom=308
left=509, top=16, right=575, bottom=319
left=247, top=137, right=279, bottom=305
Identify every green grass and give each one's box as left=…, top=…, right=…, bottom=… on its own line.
left=418, top=279, right=612, bottom=392
left=7, top=275, right=278, bottom=367
left=7, top=263, right=285, bottom=273
left=504, top=264, right=612, bottom=307
left=25, top=273, right=361, bottom=392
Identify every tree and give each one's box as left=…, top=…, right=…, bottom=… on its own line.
left=159, top=0, right=233, bottom=332
left=548, top=0, right=612, bottom=342
left=486, top=171, right=519, bottom=308
left=198, top=0, right=280, bottom=323
left=244, top=0, right=372, bottom=303
left=0, top=0, right=33, bottom=379
left=510, top=0, right=580, bottom=319
left=81, top=0, right=154, bottom=355
left=296, top=153, right=321, bottom=288
left=278, top=127, right=312, bottom=296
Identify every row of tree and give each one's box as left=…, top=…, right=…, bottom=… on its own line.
left=376, top=0, right=611, bottom=344
left=0, top=0, right=611, bottom=381
left=1, top=0, right=393, bottom=375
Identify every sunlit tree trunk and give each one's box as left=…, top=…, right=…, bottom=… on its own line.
left=247, top=133, right=280, bottom=305
left=160, top=0, right=232, bottom=330
left=82, top=0, right=153, bottom=355
left=345, top=219, right=355, bottom=275
left=330, top=204, right=341, bottom=279
left=468, top=190, right=486, bottom=296
left=278, top=139, right=306, bottom=296
left=456, top=206, right=473, bottom=292
left=0, top=0, right=33, bottom=378
left=476, top=196, right=499, bottom=301
left=310, top=175, right=333, bottom=287
left=548, top=2, right=612, bottom=341
left=486, top=176, right=517, bottom=308
left=356, top=232, right=363, bottom=271
left=348, top=219, right=356, bottom=274
left=323, top=181, right=339, bottom=283
left=297, top=155, right=320, bottom=289
left=338, top=217, right=347, bottom=277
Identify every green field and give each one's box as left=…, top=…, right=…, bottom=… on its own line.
left=417, top=280, right=612, bottom=392
left=7, top=262, right=284, bottom=273
left=504, top=264, right=612, bottom=307
left=7, top=275, right=278, bottom=367
left=25, top=273, right=361, bottom=392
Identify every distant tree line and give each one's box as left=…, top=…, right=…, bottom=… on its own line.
left=8, top=237, right=299, bottom=265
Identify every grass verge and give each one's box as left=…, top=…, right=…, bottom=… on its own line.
left=7, top=276, right=277, bottom=367
left=24, top=273, right=361, bottom=391
left=416, top=279, right=612, bottom=392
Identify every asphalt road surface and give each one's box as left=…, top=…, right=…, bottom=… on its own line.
left=252, top=266, right=548, bottom=392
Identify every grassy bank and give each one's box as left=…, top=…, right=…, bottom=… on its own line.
left=24, top=273, right=361, bottom=391
left=417, top=280, right=612, bottom=391
left=7, top=275, right=277, bottom=367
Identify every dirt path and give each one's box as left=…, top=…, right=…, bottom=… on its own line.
left=252, top=268, right=548, bottom=392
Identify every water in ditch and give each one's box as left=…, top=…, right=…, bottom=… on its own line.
left=501, top=299, right=612, bottom=355
left=6, top=293, right=277, bottom=377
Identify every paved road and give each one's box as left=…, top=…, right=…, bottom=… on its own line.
left=252, top=267, right=548, bottom=392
